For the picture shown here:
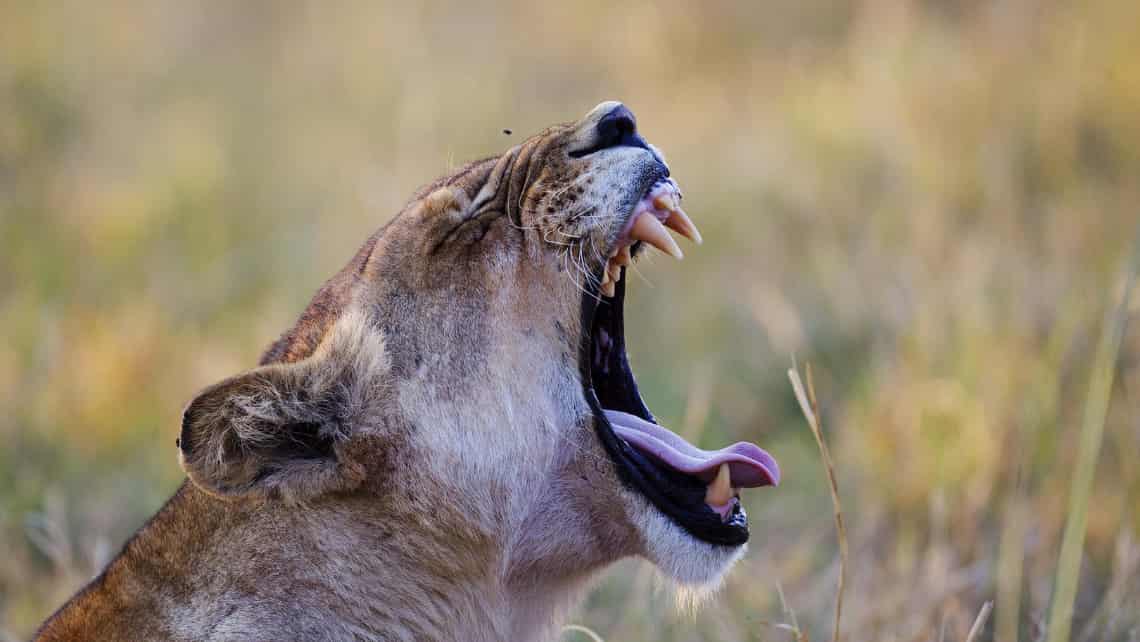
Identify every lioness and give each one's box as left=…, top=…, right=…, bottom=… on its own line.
left=36, top=102, right=779, bottom=641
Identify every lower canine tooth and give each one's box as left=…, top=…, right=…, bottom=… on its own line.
left=705, top=463, right=733, bottom=506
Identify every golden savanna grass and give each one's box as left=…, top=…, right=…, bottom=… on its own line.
left=4, top=1, right=1140, bottom=640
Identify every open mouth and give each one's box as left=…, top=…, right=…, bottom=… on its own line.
left=579, top=177, right=780, bottom=547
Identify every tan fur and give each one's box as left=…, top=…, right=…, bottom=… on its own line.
left=35, top=102, right=744, bottom=642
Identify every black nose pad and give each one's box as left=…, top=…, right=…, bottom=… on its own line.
left=595, top=105, right=639, bottom=149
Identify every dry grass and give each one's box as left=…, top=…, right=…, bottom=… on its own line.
left=1046, top=225, right=1140, bottom=642
left=789, top=363, right=847, bottom=642
left=964, top=601, right=993, bottom=642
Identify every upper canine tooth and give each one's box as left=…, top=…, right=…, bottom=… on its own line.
left=664, top=207, right=703, bottom=245
left=629, top=213, right=683, bottom=259
left=705, top=463, right=733, bottom=506
left=600, top=278, right=616, bottom=297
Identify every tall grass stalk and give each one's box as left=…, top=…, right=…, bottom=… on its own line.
left=964, top=601, right=993, bottom=642
left=789, top=363, right=847, bottom=642
left=1045, top=224, right=1140, bottom=642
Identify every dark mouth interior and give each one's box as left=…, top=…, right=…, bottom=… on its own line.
left=580, top=260, right=750, bottom=547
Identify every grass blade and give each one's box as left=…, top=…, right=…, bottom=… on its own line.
left=965, top=601, right=993, bottom=642
left=1045, top=224, right=1140, bottom=642
left=789, top=363, right=847, bottom=642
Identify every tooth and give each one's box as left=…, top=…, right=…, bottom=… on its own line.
left=607, top=261, right=621, bottom=284
left=615, top=246, right=631, bottom=266
left=629, top=213, right=683, bottom=259
left=653, top=193, right=679, bottom=211
left=706, top=463, right=733, bottom=506
left=664, top=207, right=702, bottom=245
left=599, top=268, right=615, bottom=297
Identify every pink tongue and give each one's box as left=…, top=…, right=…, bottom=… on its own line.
left=604, top=409, right=780, bottom=487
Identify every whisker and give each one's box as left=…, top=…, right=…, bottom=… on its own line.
left=561, top=250, right=595, bottom=300
left=628, top=257, right=655, bottom=289
left=542, top=227, right=575, bottom=247
left=566, top=206, right=599, bottom=223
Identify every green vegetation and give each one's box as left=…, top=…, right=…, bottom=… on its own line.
left=3, top=1, right=1140, bottom=639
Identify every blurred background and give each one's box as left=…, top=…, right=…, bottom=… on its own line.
left=3, top=1, right=1140, bottom=640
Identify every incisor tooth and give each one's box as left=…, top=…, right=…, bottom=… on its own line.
left=615, top=246, right=632, bottom=266
left=599, top=268, right=615, bottom=297
left=607, top=262, right=621, bottom=284
left=629, top=213, right=683, bottom=259
left=653, top=193, right=679, bottom=212
left=705, top=463, right=733, bottom=506
left=664, top=207, right=703, bottom=245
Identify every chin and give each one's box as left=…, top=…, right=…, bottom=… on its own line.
left=633, top=497, right=748, bottom=587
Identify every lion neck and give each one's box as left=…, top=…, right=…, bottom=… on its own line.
left=73, top=473, right=606, bottom=642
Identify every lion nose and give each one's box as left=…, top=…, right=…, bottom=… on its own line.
left=595, top=104, right=639, bottom=150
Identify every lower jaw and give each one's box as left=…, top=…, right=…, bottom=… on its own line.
left=590, top=403, right=751, bottom=547
left=579, top=269, right=750, bottom=548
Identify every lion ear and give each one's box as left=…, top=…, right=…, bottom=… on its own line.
left=179, top=311, right=388, bottom=501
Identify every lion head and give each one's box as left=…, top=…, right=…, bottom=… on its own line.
left=177, top=101, right=779, bottom=599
